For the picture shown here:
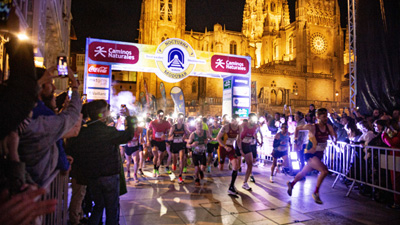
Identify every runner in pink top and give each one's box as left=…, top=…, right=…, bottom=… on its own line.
left=147, top=110, right=171, bottom=177
left=238, top=113, right=263, bottom=190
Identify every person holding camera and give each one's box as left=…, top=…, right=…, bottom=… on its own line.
left=66, top=100, right=135, bottom=224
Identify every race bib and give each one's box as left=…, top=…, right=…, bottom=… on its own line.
left=225, top=138, right=235, bottom=146
left=127, top=140, right=138, bottom=147
left=194, top=144, right=206, bottom=154
left=173, top=137, right=183, bottom=143
left=242, top=137, right=253, bottom=144
left=316, top=142, right=327, bottom=151
left=155, top=132, right=164, bottom=138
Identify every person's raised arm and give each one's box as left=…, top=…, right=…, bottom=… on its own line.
left=328, top=124, right=337, bottom=145
left=186, top=132, right=195, bottom=148
left=168, top=125, right=175, bottom=141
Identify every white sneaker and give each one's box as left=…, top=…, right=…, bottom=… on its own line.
left=269, top=176, right=274, bottom=183
left=242, top=182, right=251, bottom=190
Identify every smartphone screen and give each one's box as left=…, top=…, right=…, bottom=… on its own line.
left=68, top=87, right=72, bottom=99
left=57, top=56, right=68, bottom=77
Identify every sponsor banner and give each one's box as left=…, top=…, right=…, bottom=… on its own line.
left=87, top=64, right=110, bottom=75
left=170, top=86, right=185, bottom=115
left=251, top=81, right=257, bottom=104
left=233, top=86, right=250, bottom=97
left=233, top=77, right=249, bottom=86
left=233, top=107, right=250, bottom=118
left=233, top=97, right=250, bottom=107
left=223, top=89, right=232, bottom=99
left=223, top=79, right=232, bottom=90
left=84, top=38, right=251, bottom=85
left=86, top=76, right=110, bottom=88
left=86, top=89, right=109, bottom=100
left=88, top=41, right=139, bottom=64
left=211, top=55, right=250, bottom=74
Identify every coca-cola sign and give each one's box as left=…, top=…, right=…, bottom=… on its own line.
left=211, top=55, right=249, bottom=74
left=88, top=41, right=139, bottom=64
left=87, top=64, right=110, bottom=75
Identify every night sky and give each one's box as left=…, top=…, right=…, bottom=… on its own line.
left=71, top=0, right=348, bottom=53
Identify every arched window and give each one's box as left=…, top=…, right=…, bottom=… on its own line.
left=160, top=0, right=165, bottom=20
left=160, top=0, right=172, bottom=21
left=168, top=0, right=173, bottom=21
left=273, top=43, right=278, bottom=60
left=192, top=81, right=197, bottom=93
left=230, top=41, right=237, bottom=55
left=289, top=37, right=293, bottom=54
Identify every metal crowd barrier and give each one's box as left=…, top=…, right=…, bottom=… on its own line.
left=324, top=141, right=400, bottom=197
left=40, top=170, right=69, bottom=225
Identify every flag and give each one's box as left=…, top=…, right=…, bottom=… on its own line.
left=170, top=86, right=185, bottom=115
left=160, top=82, right=167, bottom=108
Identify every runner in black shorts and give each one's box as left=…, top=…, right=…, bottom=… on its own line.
left=270, top=123, right=291, bottom=183
left=187, top=120, right=212, bottom=186
left=238, top=113, right=262, bottom=190
left=147, top=110, right=171, bottom=177
left=287, top=108, right=337, bottom=204
left=207, top=117, right=220, bottom=173
left=124, top=116, right=143, bottom=184
left=168, top=113, right=190, bottom=184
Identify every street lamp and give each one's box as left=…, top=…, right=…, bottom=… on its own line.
left=17, top=32, right=29, bottom=41
left=335, top=91, right=339, bottom=103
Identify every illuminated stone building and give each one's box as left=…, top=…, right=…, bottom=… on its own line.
left=138, top=0, right=347, bottom=114
left=0, top=0, right=73, bottom=94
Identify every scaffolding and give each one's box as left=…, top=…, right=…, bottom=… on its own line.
left=348, top=0, right=357, bottom=110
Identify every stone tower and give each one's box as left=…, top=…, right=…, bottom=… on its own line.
left=137, top=0, right=187, bottom=98
left=242, top=0, right=291, bottom=67
left=295, top=0, right=344, bottom=90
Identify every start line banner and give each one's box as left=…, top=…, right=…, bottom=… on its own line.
left=84, top=38, right=251, bottom=102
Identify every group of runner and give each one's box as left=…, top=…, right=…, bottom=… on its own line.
left=120, top=108, right=337, bottom=204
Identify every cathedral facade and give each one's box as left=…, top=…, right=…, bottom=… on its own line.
left=137, top=0, right=347, bottom=114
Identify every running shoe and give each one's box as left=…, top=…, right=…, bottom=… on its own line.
left=228, top=186, right=238, bottom=196
left=166, top=167, right=172, bottom=174
left=138, top=169, right=144, bottom=176
left=269, top=176, right=274, bottom=183
left=250, top=175, right=256, bottom=183
left=155, top=169, right=160, bottom=177
left=195, top=179, right=200, bottom=186
left=187, top=158, right=192, bottom=166
left=312, top=193, right=323, bottom=204
left=199, top=171, right=204, bottom=180
left=242, top=182, right=251, bottom=190
left=134, top=175, right=139, bottom=184
left=207, top=165, right=211, bottom=173
left=178, top=176, right=184, bottom=184
left=153, top=169, right=157, bottom=177
left=183, top=167, right=188, bottom=173
left=213, top=158, right=219, bottom=167
left=287, top=181, right=293, bottom=196
left=233, top=186, right=239, bottom=194
left=172, top=164, right=176, bottom=171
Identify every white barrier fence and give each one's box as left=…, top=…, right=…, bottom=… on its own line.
left=324, top=141, right=400, bottom=197
left=40, top=170, right=69, bottom=225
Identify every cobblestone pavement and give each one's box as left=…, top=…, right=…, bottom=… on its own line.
left=104, top=161, right=400, bottom=224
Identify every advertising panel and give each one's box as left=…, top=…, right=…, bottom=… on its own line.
left=232, top=76, right=251, bottom=118
left=84, top=38, right=252, bottom=105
